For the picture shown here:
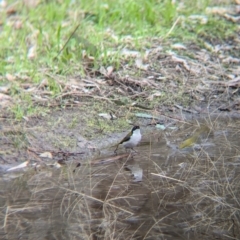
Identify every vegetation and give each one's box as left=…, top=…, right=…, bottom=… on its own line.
left=0, top=0, right=239, bottom=239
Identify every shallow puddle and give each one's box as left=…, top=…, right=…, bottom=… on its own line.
left=1, top=117, right=240, bottom=239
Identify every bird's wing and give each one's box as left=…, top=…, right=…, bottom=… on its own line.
left=119, top=135, right=130, bottom=144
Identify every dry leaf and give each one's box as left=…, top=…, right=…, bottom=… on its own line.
left=54, top=162, right=62, bottom=168
left=171, top=55, right=190, bottom=71
left=13, top=20, right=22, bottom=29
left=27, top=46, right=37, bottom=59
left=225, top=74, right=235, bottom=80
left=147, top=92, right=162, bottom=101
left=135, top=58, right=149, bottom=71
left=0, top=85, right=10, bottom=93
left=224, top=13, right=240, bottom=23
left=39, top=152, right=53, bottom=159
left=206, top=6, right=231, bottom=15
left=121, top=35, right=134, bottom=43
left=222, top=56, right=240, bottom=64
left=121, top=48, right=140, bottom=58
left=7, top=161, right=29, bottom=171
left=38, top=78, right=49, bottom=89
left=99, top=66, right=114, bottom=77
left=6, top=73, right=16, bottom=81
left=204, top=42, right=215, bottom=52
left=6, top=6, right=17, bottom=15
left=23, top=0, right=40, bottom=8
left=99, top=66, right=107, bottom=76
left=172, top=43, right=187, bottom=50
left=0, top=94, right=11, bottom=100
left=224, top=77, right=240, bottom=87
left=98, top=113, right=116, bottom=120
left=0, top=93, right=12, bottom=108
left=188, top=14, right=208, bottom=24
left=106, top=66, right=114, bottom=76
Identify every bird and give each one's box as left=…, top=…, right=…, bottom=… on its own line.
left=114, top=126, right=142, bottom=154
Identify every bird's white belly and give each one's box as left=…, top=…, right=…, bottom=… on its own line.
left=122, top=130, right=141, bottom=148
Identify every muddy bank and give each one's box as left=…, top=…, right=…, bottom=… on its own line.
left=0, top=115, right=240, bottom=239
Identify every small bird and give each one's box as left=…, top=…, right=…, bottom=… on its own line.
left=114, top=126, right=142, bottom=153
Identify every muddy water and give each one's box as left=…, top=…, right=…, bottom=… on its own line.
left=0, top=117, right=240, bottom=240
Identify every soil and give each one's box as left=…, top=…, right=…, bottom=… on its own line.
left=0, top=26, right=240, bottom=167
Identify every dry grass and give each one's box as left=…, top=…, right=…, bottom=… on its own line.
left=0, top=0, right=240, bottom=239
left=1, top=115, right=239, bottom=239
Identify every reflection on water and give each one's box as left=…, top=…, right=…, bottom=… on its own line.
left=0, top=117, right=240, bottom=239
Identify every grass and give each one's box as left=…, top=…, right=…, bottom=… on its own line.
left=1, top=1, right=239, bottom=239
left=1, top=0, right=236, bottom=100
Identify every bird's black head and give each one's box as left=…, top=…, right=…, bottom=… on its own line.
left=132, top=126, right=140, bottom=133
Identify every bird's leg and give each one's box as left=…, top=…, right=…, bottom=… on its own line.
left=131, top=148, right=138, bottom=153
left=114, top=145, right=119, bottom=155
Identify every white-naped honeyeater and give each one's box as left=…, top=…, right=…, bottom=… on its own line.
left=114, top=126, right=142, bottom=153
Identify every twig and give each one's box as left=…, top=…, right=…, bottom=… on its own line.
left=57, top=24, right=80, bottom=57
left=164, top=16, right=181, bottom=38
left=151, top=173, right=185, bottom=183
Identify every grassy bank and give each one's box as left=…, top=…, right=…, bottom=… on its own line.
left=0, top=0, right=237, bottom=120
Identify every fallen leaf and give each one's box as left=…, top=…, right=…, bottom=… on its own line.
left=188, top=14, right=208, bottom=24
left=171, top=55, right=190, bottom=71
left=121, top=48, right=140, bottom=58
left=222, top=56, right=240, bottom=64
left=0, top=85, right=10, bottom=93
left=135, top=58, right=149, bottom=71
left=121, top=35, right=134, bottom=43
left=7, top=161, right=29, bottom=171
left=156, top=124, right=166, bottom=130
left=98, top=113, right=116, bottom=120
left=99, top=66, right=114, bottom=77
left=147, top=91, right=162, bottom=101
left=27, top=46, right=37, bottom=59
left=178, top=162, right=188, bottom=168
left=204, top=42, right=215, bottom=52
left=39, top=152, right=53, bottom=158
left=206, top=6, right=231, bottom=15
left=38, top=78, right=49, bottom=89
left=106, top=66, right=114, bottom=76
left=224, top=13, right=240, bottom=23
left=23, top=116, right=29, bottom=122
left=6, top=73, right=16, bottom=81
left=151, top=173, right=185, bottom=183
left=224, top=77, right=240, bottom=87
left=6, top=5, right=17, bottom=15
left=0, top=93, right=12, bottom=108
left=13, top=20, right=22, bottom=29
left=156, top=124, right=177, bottom=131
left=99, top=66, right=107, bottom=76
left=135, top=112, right=160, bottom=120
left=131, top=103, right=153, bottom=110
left=54, top=162, right=62, bottom=168
left=23, top=0, right=40, bottom=8
left=172, top=43, right=187, bottom=50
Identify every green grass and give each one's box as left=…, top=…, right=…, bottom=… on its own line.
left=0, top=0, right=237, bottom=119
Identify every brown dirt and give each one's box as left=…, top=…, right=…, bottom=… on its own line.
left=0, top=30, right=240, bottom=167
